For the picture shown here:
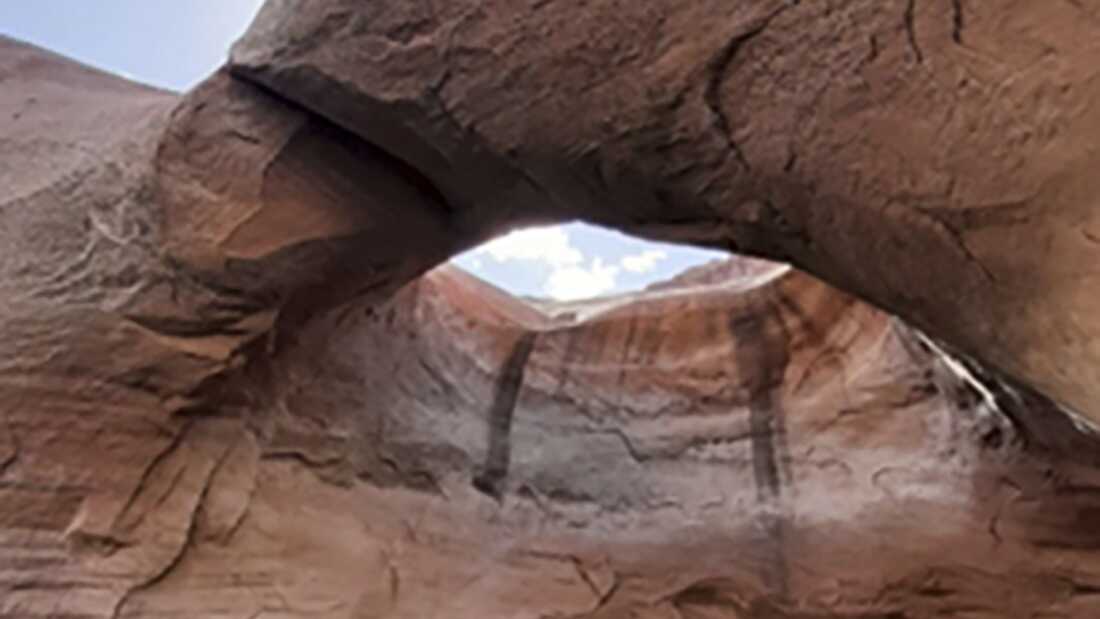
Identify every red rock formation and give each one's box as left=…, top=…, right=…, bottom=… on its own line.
left=11, top=253, right=1100, bottom=617
left=232, top=0, right=1100, bottom=424
left=5, top=4, right=1100, bottom=616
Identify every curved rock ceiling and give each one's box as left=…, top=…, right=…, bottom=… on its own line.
left=3, top=1, right=1100, bottom=616
left=232, top=0, right=1100, bottom=424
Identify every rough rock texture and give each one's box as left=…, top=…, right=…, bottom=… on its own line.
left=6, top=3, right=1100, bottom=616
left=232, top=0, right=1100, bottom=424
left=11, top=246, right=1100, bottom=617
left=0, top=35, right=470, bottom=617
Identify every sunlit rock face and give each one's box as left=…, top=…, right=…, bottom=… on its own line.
left=127, top=262, right=1100, bottom=618
left=6, top=221, right=1100, bottom=617
left=6, top=7, right=1100, bottom=617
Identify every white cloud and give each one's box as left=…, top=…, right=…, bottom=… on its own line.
left=544, top=258, right=619, bottom=301
left=477, top=226, right=582, bottom=267
left=467, top=224, right=624, bottom=300
left=620, top=249, right=668, bottom=273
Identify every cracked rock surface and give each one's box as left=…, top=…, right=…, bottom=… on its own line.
left=233, top=0, right=1100, bottom=424
left=5, top=2, right=1100, bottom=616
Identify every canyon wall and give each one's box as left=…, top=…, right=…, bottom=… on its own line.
left=9, top=255, right=1100, bottom=617
left=5, top=1, right=1100, bottom=615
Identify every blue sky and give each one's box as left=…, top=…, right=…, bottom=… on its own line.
left=0, top=1, right=266, bottom=91
left=452, top=223, right=724, bottom=300
left=2, top=2, right=724, bottom=300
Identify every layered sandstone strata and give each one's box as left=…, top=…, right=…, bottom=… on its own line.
left=5, top=3, right=1100, bottom=615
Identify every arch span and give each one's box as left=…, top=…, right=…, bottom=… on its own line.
left=230, top=0, right=1100, bottom=424
left=4, top=2, right=1100, bottom=614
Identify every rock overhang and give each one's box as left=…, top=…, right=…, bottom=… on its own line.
left=227, top=0, right=1100, bottom=427
left=6, top=3, right=1100, bottom=615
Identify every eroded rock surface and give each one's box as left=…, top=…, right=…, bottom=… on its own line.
left=8, top=251, right=1100, bottom=617
left=4, top=6, right=1100, bottom=617
left=232, top=0, right=1100, bottom=424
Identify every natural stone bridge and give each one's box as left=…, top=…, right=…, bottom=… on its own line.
left=4, top=1, right=1100, bottom=616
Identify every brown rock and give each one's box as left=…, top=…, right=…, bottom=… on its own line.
left=14, top=254, right=1100, bottom=617
left=0, top=35, right=467, bottom=616
left=232, top=0, right=1100, bottom=425
left=4, top=4, right=1100, bottom=616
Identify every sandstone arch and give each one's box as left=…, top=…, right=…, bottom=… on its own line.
left=4, top=0, right=1100, bottom=615
left=231, top=0, right=1100, bottom=424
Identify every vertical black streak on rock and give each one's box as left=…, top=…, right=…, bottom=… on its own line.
left=730, top=299, right=791, bottom=595
left=555, top=326, right=581, bottom=396
left=733, top=313, right=785, bottom=500
left=768, top=293, right=810, bottom=489
left=474, top=331, right=538, bottom=499
left=616, top=316, right=639, bottom=404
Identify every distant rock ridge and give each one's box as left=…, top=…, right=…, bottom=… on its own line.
left=506, top=257, right=788, bottom=325
left=644, top=256, right=785, bottom=292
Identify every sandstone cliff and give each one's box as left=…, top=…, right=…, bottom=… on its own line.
left=6, top=244, right=1100, bottom=616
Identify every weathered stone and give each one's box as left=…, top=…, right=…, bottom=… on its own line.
left=4, top=2, right=1100, bottom=615
left=12, top=251, right=1100, bottom=617
left=232, top=0, right=1100, bottom=424
left=0, top=35, right=471, bottom=617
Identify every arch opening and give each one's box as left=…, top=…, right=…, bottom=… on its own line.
left=448, top=221, right=774, bottom=302
left=8, top=2, right=1100, bottom=617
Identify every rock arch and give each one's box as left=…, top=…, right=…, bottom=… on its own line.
left=4, top=1, right=1100, bottom=615
left=229, top=0, right=1100, bottom=423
